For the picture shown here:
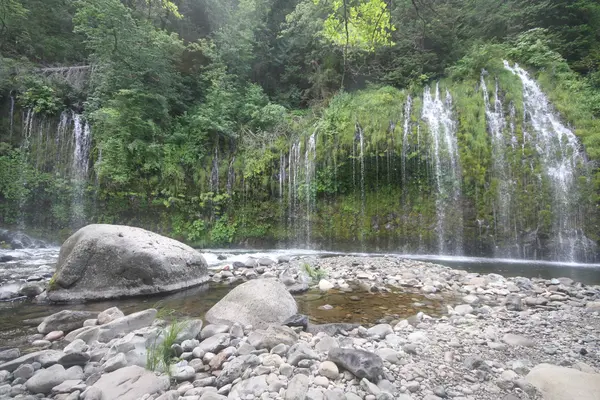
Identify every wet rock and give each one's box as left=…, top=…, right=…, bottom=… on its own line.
left=18, top=282, right=44, bottom=298
left=328, top=348, right=384, bottom=382
left=283, top=314, right=309, bottom=331
left=258, top=257, right=275, bottom=266
left=58, top=352, right=90, bottom=367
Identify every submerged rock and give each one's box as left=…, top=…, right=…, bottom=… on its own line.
left=47, top=224, right=209, bottom=302
left=205, top=278, right=297, bottom=329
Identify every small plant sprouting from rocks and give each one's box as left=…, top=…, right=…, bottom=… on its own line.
left=146, top=315, right=183, bottom=375
left=302, top=263, right=327, bottom=282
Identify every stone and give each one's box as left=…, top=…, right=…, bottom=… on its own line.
left=182, top=339, right=200, bottom=352
left=174, top=366, right=196, bottom=381
left=176, top=319, right=204, bottom=343
left=0, top=350, right=64, bottom=372
left=44, top=331, right=64, bottom=341
left=453, top=304, right=474, bottom=316
left=13, top=364, right=34, bottom=380
left=196, top=333, right=230, bottom=354
left=585, top=301, right=600, bottom=312
left=504, top=294, right=523, bottom=311
left=58, top=352, right=90, bottom=367
left=103, top=353, right=127, bottom=372
left=328, top=348, right=384, bottom=382
left=228, top=375, right=268, bottom=398
left=258, top=257, right=275, bottom=266
left=200, top=324, right=230, bottom=340
left=0, top=348, right=19, bottom=361
left=215, top=354, right=260, bottom=387
left=97, top=307, right=125, bottom=325
left=47, top=224, right=209, bottom=301
left=314, top=376, right=329, bottom=387
left=37, top=310, right=96, bottom=334
left=74, top=309, right=157, bottom=343
left=315, top=336, right=339, bottom=353
left=367, top=324, right=393, bottom=338
left=64, top=339, right=88, bottom=354
left=376, top=348, right=401, bottom=364
left=91, top=365, right=169, bottom=400
left=205, top=278, right=297, bottom=329
left=18, top=282, right=44, bottom=298
left=25, top=364, right=68, bottom=394
left=502, top=333, right=535, bottom=347
left=200, top=393, right=227, bottom=400
left=262, top=354, right=283, bottom=367
left=287, top=342, right=320, bottom=366
left=285, top=374, right=309, bottom=400
left=318, top=279, right=334, bottom=291
left=526, top=363, right=600, bottom=400
left=318, top=361, right=339, bottom=379
left=248, top=325, right=298, bottom=350
left=283, top=314, right=309, bottom=330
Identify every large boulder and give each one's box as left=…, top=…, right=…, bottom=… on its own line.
left=47, top=224, right=209, bottom=301
left=205, top=279, right=297, bottom=329
left=525, top=363, right=600, bottom=400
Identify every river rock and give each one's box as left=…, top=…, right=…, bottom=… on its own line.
left=328, top=348, right=384, bottom=381
left=526, top=363, right=600, bottom=400
left=0, top=348, right=19, bottom=362
left=205, top=278, right=297, bottom=329
left=215, top=354, right=260, bottom=387
left=0, top=350, right=64, bottom=372
left=228, top=375, right=268, bottom=398
left=37, top=310, right=96, bottom=334
left=25, top=364, right=68, bottom=394
left=502, top=333, right=535, bottom=347
left=285, top=374, right=309, bottom=400
left=91, top=365, right=169, bottom=400
left=18, top=282, right=44, bottom=298
left=47, top=224, right=209, bottom=301
left=97, top=307, right=124, bottom=324
left=74, top=309, right=157, bottom=343
left=248, top=325, right=298, bottom=350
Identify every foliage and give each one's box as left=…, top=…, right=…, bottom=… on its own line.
left=301, top=262, right=327, bottom=282
left=146, top=318, right=183, bottom=374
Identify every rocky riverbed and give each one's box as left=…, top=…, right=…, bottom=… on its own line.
left=0, top=255, right=599, bottom=400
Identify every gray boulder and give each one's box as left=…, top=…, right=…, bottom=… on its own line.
left=228, top=376, right=268, bottom=399
left=37, top=310, right=96, bottom=334
left=25, top=364, right=68, bottom=394
left=215, top=354, right=260, bottom=387
left=91, top=365, right=169, bottom=400
left=526, top=363, right=600, bottom=400
left=47, top=224, right=209, bottom=301
left=328, top=348, right=384, bottom=382
left=0, top=350, right=64, bottom=372
left=205, top=278, right=297, bottom=329
left=73, top=309, right=157, bottom=343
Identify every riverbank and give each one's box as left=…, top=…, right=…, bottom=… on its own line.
left=0, top=256, right=598, bottom=399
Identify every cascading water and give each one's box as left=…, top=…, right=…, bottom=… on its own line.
left=226, top=156, right=235, bottom=195
left=71, top=113, right=92, bottom=227
left=304, top=132, right=317, bottom=245
left=210, top=146, right=219, bottom=194
left=481, top=72, right=518, bottom=256
left=288, top=141, right=302, bottom=241
left=9, top=95, right=15, bottom=137
left=401, top=96, right=412, bottom=201
left=504, top=61, right=591, bottom=261
left=421, top=83, right=464, bottom=255
left=356, top=123, right=366, bottom=237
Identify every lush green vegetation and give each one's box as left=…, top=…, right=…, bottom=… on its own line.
left=0, top=0, right=599, bottom=258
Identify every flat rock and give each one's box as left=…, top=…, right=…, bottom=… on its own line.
left=37, top=310, right=96, bottom=334
left=92, top=365, right=169, bottom=400
left=215, top=354, right=260, bottom=388
left=25, top=364, right=68, bottom=394
left=47, top=224, right=209, bottom=301
left=74, top=309, right=157, bottom=343
left=526, top=363, right=600, bottom=400
left=285, top=374, right=309, bottom=400
left=228, top=375, right=268, bottom=399
left=502, top=333, right=535, bottom=347
left=0, top=350, right=64, bottom=372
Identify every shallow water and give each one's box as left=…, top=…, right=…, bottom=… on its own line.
left=2, top=246, right=600, bottom=348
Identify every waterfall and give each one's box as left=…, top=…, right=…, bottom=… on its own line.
left=71, top=113, right=92, bottom=228
left=401, top=95, right=412, bottom=199
left=288, top=141, right=302, bottom=241
left=226, top=156, right=235, bottom=195
left=210, top=146, right=219, bottom=193
left=305, top=132, right=317, bottom=245
left=9, top=95, right=15, bottom=137
left=356, top=123, right=366, bottom=235
left=481, top=72, right=518, bottom=256
left=504, top=61, right=590, bottom=261
left=421, top=83, right=464, bottom=255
